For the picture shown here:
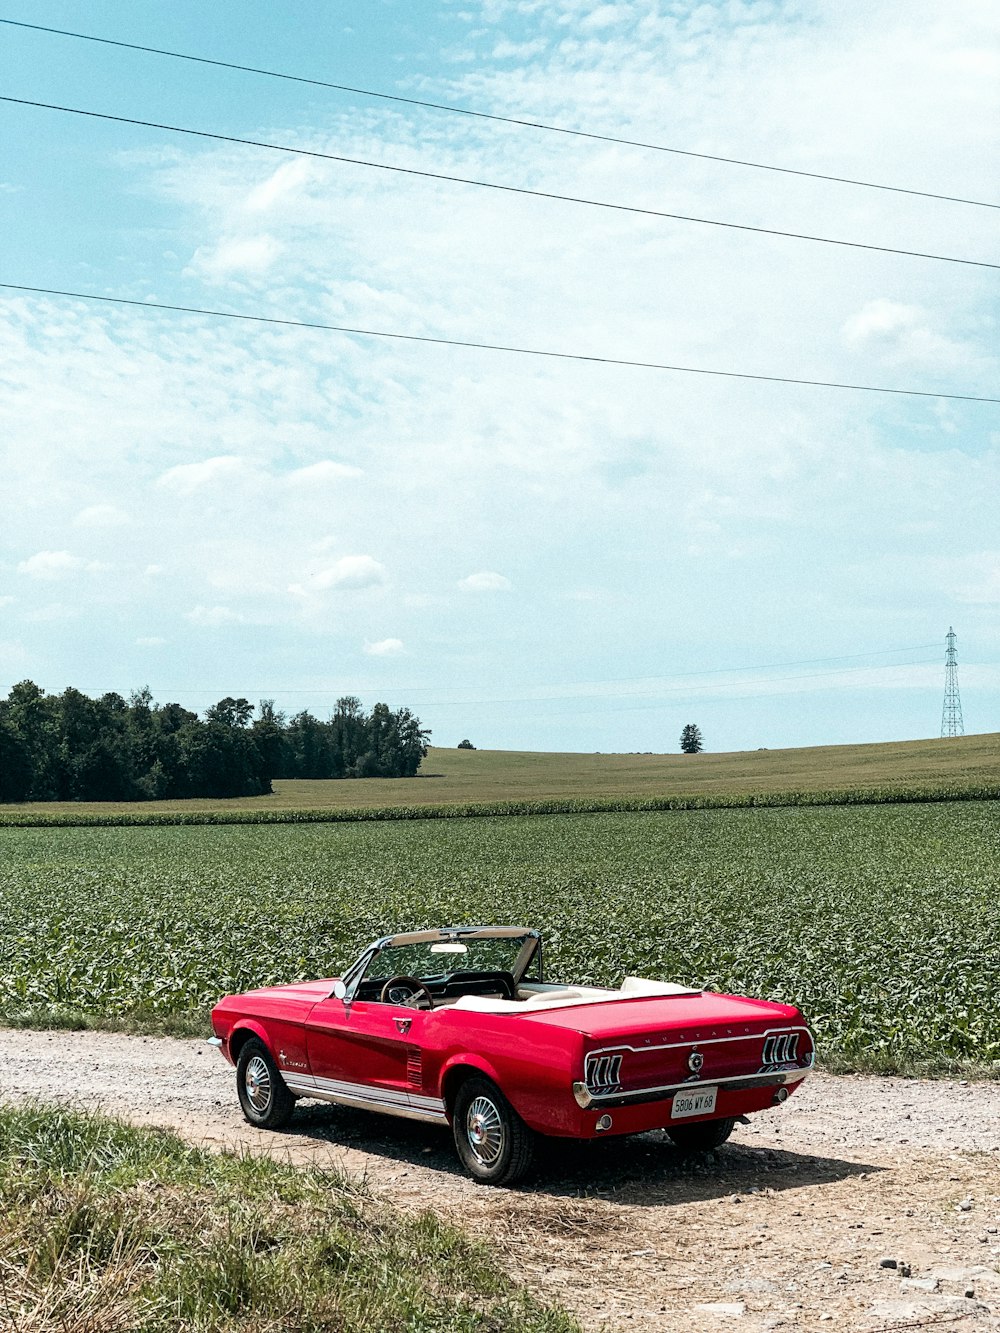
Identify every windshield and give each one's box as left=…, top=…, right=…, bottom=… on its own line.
left=366, top=935, right=538, bottom=985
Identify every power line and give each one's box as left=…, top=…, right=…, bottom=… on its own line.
left=522, top=642, right=946, bottom=689
left=77, top=643, right=946, bottom=699
left=2, top=16, right=996, bottom=212
left=3, top=95, right=998, bottom=273
left=3, top=283, right=997, bottom=404
left=407, top=658, right=945, bottom=709
left=71, top=656, right=942, bottom=712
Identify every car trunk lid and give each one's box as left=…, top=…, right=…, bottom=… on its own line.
left=526, top=992, right=812, bottom=1100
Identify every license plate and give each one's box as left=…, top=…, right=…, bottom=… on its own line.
left=671, top=1086, right=718, bottom=1119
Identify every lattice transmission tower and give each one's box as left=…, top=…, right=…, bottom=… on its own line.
left=940, top=626, right=964, bottom=737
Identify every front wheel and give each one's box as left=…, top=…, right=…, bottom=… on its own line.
left=666, top=1116, right=736, bottom=1151
left=452, top=1076, right=535, bottom=1185
left=236, top=1038, right=295, bottom=1130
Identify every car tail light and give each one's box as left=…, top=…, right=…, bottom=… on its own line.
left=585, top=1052, right=623, bottom=1093
left=761, top=1032, right=801, bottom=1065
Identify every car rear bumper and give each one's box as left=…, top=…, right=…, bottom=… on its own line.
left=564, top=1068, right=810, bottom=1139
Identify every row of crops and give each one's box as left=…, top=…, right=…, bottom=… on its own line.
left=3, top=780, right=1000, bottom=826
left=1, top=801, right=997, bottom=1073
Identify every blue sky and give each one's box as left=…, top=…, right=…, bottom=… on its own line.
left=1, top=0, right=997, bottom=753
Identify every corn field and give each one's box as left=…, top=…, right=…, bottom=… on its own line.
left=1, top=801, right=997, bottom=1073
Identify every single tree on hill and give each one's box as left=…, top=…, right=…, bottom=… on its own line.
left=457, top=739, right=476, bottom=749
left=680, top=723, right=703, bottom=754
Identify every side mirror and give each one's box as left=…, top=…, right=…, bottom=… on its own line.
left=332, top=979, right=348, bottom=1001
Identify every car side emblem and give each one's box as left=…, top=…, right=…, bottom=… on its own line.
left=394, top=1017, right=413, bottom=1035
left=688, top=1050, right=704, bottom=1074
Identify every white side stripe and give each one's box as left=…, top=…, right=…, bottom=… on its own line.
left=283, top=1072, right=448, bottom=1124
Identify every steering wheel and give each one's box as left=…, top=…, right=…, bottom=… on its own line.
left=380, top=975, right=434, bottom=1009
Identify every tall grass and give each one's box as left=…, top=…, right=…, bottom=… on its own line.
left=0, top=1103, right=578, bottom=1333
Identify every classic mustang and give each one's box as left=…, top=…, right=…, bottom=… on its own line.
left=209, top=925, right=814, bottom=1185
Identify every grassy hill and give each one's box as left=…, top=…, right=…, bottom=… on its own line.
left=1, top=731, right=997, bottom=819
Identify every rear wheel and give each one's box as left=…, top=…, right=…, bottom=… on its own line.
left=452, top=1076, right=535, bottom=1185
left=666, top=1116, right=736, bottom=1151
left=236, top=1038, right=295, bottom=1130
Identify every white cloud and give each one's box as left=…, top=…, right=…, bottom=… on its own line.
left=156, top=457, right=362, bottom=505
left=844, top=300, right=922, bottom=343
left=185, top=234, right=283, bottom=281
left=841, top=299, right=971, bottom=369
left=296, top=555, right=387, bottom=593
left=19, top=551, right=81, bottom=579
left=364, top=637, right=405, bottom=656
left=578, top=5, right=623, bottom=33
left=492, top=38, right=547, bottom=58
left=286, top=460, right=364, bottom=485
left=244, top=160, right=313, bottom=213
left=17, top=551, right=110, bottom=579
left=157, top=456, right=247, bottom=495
left=458, top=571, right=512, bottom=592
left=73, top=504, right=131, bottom=528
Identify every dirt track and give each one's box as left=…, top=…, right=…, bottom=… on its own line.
left=2, top=1027, right=998, bottom=1331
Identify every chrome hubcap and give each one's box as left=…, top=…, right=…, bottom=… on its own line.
left=244, top=1055, right=272, bottom=1113
left=466, top=1096, right=504, bottom=1166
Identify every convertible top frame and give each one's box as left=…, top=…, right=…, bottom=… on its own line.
left=338, top=925, right=542, bottom=1001
left=337, top=927, right=541, bottom=1002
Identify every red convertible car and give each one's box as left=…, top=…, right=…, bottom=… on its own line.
left=209, top=925, right=814, bottom=1185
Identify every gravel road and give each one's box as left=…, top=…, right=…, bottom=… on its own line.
left=2, top=1027, right=998, bottom=1332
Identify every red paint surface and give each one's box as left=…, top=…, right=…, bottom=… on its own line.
left=211, top=977, right=813, bottom=1140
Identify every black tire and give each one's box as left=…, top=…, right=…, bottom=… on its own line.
left=666, top=1116, right=736, bottom=1151
left=452, top=1076, right=535, bottom=1186
left=236, top=1038, right=296, bottom=1130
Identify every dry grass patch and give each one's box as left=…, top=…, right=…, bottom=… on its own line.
left=0, top=1103, right=579, bottom=1333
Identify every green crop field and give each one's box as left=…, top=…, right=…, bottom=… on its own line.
left=1, top=800, right=997, bottom=1075
left=2, top=732, right=999, bottom=824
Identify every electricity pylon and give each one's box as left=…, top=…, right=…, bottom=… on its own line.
left=940, top=627, right=964, bottom=737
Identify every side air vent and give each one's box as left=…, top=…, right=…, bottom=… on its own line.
left=761, top=1032, right=800, bottom=1065
left=585, top=1053, right=623, bottom=1092
left=406, top=1046, right=422, bottom=1088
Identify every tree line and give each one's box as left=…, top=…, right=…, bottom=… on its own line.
left=0, top=681, right=430, bottom=804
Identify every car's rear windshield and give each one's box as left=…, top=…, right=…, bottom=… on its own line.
left=366, top=936, right=536, bottom=984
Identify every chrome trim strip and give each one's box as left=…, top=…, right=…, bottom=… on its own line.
left=586, top=1024, right=813, bottom=1059
left=285, top=1071, right=450, bottom=1125
left=583, top=1064, right=812, bottom=1107
left=284, top=1075, right=448, bottom=1124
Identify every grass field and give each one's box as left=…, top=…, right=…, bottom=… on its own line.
left=1, top=801, right=996, bottom=1075
left=0, top=1102, right=576, bottom=1332
left=1, top=732, right=998, bottom=822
